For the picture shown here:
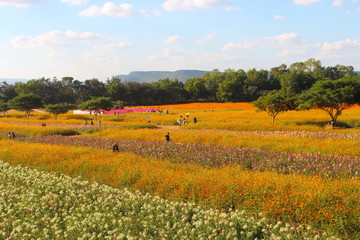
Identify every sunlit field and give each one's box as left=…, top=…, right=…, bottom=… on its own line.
left=1, top=102, right=359, bottom=239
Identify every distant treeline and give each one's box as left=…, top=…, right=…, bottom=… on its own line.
left=0, top=58, right=357, bottom=107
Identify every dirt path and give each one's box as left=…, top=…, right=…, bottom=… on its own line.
left=157, top=125, right=181, bottom=130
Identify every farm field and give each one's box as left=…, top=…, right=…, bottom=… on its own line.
left=0, top=102, right=359, bottom=239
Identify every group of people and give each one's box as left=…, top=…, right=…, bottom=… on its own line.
left=84, top=120, right=102, bottom=126
left=177, top=113, right=197, bottom=126
left=7, top=132, right=16, bottom=139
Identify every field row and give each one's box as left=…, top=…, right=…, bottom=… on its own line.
left=2, top=120, right=360, bottom=158
left=0, top=140, right=358, bottom=238
left=1, top=160, right=338, bottom=240
left=16, top=135, right=360, bottom=178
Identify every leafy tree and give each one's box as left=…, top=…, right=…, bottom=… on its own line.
left=202, top=69, right=224, bottom=101
left=10, top=93, right=43, bottom=119
left=45, top=103, right=68, bottom=119
left=15, top=78, right=56, bottom=105
left=151, top=78, right=187, bottom=104
left=0, top=101, right=11, bottom=117
left=217, top=69, right=246, bottom=102
left=0, top=81, right=17, bottom=102
left=298, top=77, right=360, bottom=125
left=184, top=77, right=208, bottom=102
left=123, top=81, right=152, bottom=106
left=83, top=78, right=107, bottom=98
left=278, top=71, right=316, bottom=94
left=324, top=65, right=355, bottom=80
left=107, top=76, right=125, bottom=102
left=244, top=68, right=272, bottom=101
left=79, top=97, right=112, bottom=120
left=254, top=90, right=298, bottom=123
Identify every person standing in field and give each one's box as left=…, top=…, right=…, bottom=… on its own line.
left=177, top=117, right=182, bottom=127
left=165, top=132, right=171, bottom=143
left=147, top=116, right=151, bottom=123
left=112, top=143, right=120, bottom=152
left=193, top=117, right=197, bottom=124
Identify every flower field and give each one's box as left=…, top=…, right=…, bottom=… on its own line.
left=0, top=161, right=337, bottom=240
left=1, top=103, right=360, bottom=239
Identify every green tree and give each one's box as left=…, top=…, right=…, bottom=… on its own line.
left=244, top=68, right=271, bottom=101
left=254, top=90, right=298, bottom=123
left=217, top=69, right=247, bottom=102
left=325, top=65, right=355, bottom=80
left=79, top=97, right=112, bottom=120
left=298, top=77, right=360, bottom=125
left=202, top=69, right=224, bottom=101
left=45, top=103, right=68, bottom=119
left=0, top=81, right=17, bottom=102
left=184, top=77, right=208, bottom=102
left=151, top=78, right=187, bottom=104
left=10, top=93, right=43, bottom=119
left=106, top=76, right=125, bottom=102
left=0, top=101, right=11, bottom=117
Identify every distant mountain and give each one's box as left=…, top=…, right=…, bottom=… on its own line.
left=0, top=78, right=28, bottom=84
left=117, top=70, right=209, bottom=83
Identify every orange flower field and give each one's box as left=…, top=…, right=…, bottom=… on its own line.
left=1, top=102, right=359, bottom=239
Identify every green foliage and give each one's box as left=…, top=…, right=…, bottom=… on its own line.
left=254, top=90, right=298, bottom=123
left=0, top=101, right=10, bottom=116
left=298, top=77, right=360, bottom=124
left=10, top=93, right=43, bottom=119
left=79, top=97, right=112, bottom=120
left=0, top=59, right=358, bottom=106
left=45, top=103, right=68, bottom=119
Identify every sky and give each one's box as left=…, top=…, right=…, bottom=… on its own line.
left=0, top=0, right=359, bottom=82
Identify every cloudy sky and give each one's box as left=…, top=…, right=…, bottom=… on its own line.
left=0, top=0, right=359, bottom=81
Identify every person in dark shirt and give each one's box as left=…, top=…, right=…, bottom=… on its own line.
left=165, top=132, right=171, bottom=143
left=112, top=143, right=120, bottom=152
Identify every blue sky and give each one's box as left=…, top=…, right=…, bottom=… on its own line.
left=0, top=0, right=359, bottom=81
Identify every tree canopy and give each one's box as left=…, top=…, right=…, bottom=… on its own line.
left=45, top=103, right=68, bottom=119
left=254, top=90, right=298, bottom=123
left=298, top=77, right=360, bottom=124
left=79, top=97, right=112, bottom=120
left=10, top=93, right=43, bottom=119
left=0, top=59, right=358, bottom=110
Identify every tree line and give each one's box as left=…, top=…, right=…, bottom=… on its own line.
left=0, top=58, right=359, bottom=123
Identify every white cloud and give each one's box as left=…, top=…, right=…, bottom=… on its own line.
left=225, top=6, right=240, bottom=11
left=273, top=15, right=286, bottom=20
left=85, top=42, right=133, bottom=59
left=271, top=33, right=302, bottom=44
left=92, top=42, right=133, bottom=51
left=223, top=33, right=302, bottom=51
left=222, top=41, right=256, bottom=50
left=140, top=9, right=162, bottom=17
left=320, top=39, right=360, bottom=52
left=163, top=0, right=232, bottom=11
left=146, top=48, right=238, bottom=68
left=0, top=0, right=41, bottom=7
left=332, top=0, right=343, bottom=7
left=164, top=35, right=182, bottom=44
left=293, top=0, right=320, bottom=5
left=276, top=49, right=305, bottom=57
left=146, top=48, right=184, bottom=60
left=195, top=34, right=214, bottom=44
left=79, top=2, right=136, bottom=17
left=152, top=10, right=162, bottom=16
left=316, top=39, right=360, bottom=65
left=61, top=0, right=87, bottom=5
left=11, top=30, right=108, bottom=49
